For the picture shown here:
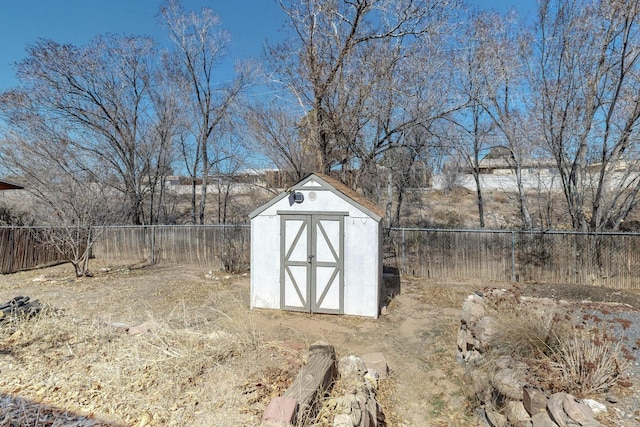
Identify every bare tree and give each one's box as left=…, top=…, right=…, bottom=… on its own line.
left=0, top=128, right=117, bottom=276
left=143, top=72, right=181, bottom=225
left=447, top=106, right=493, bottom=228
left=159, top=0, right=252, bottom=224
left=209, top=134, right=247, bottom=225
left=244, top=102, right=316, bottom=183
left=464, top=10, right=534, bottom=229
left=1, top=35, right=168, bottom=226
left=267, top=0, right=461, bottom=188
left=532, top=0, right=640, bottom=231
left=449, top=13, right=495, bottom=228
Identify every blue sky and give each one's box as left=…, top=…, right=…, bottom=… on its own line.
left=0, top=0, right=532, bottom=93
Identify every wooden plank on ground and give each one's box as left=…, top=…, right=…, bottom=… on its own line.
left=282, top=341, right=336, bottom=424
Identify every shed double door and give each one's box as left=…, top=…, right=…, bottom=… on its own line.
left=281, top=214, right=344, bottom=314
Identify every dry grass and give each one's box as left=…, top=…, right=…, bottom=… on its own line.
left=543, top=329, right=628, bottom=395
left=0, top=293, right=260, bottom=426
left=487, top=309, right=562, bottom=359
left=0, top=263, right=491, bottom=426
left=470, top=296, right=630, bottom=411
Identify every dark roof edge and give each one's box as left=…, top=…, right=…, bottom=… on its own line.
left=0, top=180, right=24, bottom=190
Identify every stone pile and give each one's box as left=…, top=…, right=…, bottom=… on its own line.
left=457, top=289, right=605, bottom=427
left=261, top=343, right=388, bottom=427
left=262, top=341, right=389, bottom=427
left=483, top=388, right=604, bottom=427
left=330, top=353, right=387, bottom=427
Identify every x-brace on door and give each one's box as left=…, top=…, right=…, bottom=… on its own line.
left=281, top=214, right=344, bottom=314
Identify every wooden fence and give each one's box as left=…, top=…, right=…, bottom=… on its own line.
left=386, top=229, right=640, bottom=289
left=6, top=225, right=640, bottom=290
left=92, top=225, right=250, bottom=272
left=0, top=228, right=68, bottom=274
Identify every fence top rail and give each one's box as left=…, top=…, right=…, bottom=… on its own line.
left=387, top=227, right=640, bottom=237
left=0, top=224, right=251, bottom=230
left=2, top=225, right=640, bottom=237
left=100, top=224, right=251, bottom=229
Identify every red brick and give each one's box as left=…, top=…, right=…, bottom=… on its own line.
left=262, top=396, right=298, bottom=426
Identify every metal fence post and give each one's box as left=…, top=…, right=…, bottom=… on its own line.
left=511, top=231, right=516, bottom=282
left=402, top=228, right=406, bottom=274
left=151, top=225, right=156, bottom=264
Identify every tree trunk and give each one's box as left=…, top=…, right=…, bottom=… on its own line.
left=473, top=172, right=485, bottom=229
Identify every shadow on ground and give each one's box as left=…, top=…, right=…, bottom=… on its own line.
left=382, top=265, right=401, bottom=310
left=0, top=393, right=121, bottom=426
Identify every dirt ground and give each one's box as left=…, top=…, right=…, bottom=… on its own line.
left=0, top=261, right=638, bottom=426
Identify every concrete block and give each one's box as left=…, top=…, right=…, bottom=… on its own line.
left=360, top=352, right=389, bottom=379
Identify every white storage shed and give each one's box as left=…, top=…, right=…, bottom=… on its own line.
left=249, top=173, right=385, bottom=318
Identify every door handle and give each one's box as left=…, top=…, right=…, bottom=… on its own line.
left=308, top=255, right=314, bottom=263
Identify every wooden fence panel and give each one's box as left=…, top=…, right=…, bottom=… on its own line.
left=7, top=225, right=639, bottom=290
left=92, top=225, right=250, bottom=271
left=0, top=228, right=68, bottom=274
left=386, top=229, right=513, bottom=282
left=390, top=229, right=640, bottom=289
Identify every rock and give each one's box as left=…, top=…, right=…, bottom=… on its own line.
left=137, top=412, right=151, bottom=427
left=605, top=394, right=618, bottom=404
left=339, top=355, right=367, bottom=378
left=492, top=367, right=526, bottom=401
left=504, top=400, right=532, bottom=427
left=457, top=327, right=468, bottom=350
left=128, top=321, right=159, bottom=335
left=547, top=393, right=601, bottom=427
left=263, top=396, right=298, bottom=426
left=31, top=275, right=47, bottom=282
left=474, top=315, right=498, bottom=351
left=561, top=394, right=600, bottom=427
left=523, top=386, right=548, bottom=416
left=334, top=354, right=384, bottom=427
left=531, top=411, right=559, bottom=427
left=99, top=267, right=111, bottom=273
left=363, top=370, right=379, bottom=390
left=380, top=306, right=388, bottom=316
left=461, top=294, right=486, bottom=325
left=547, top=393, right=566, bottom=427
left=485, top=409, right=508, bottom=427
left=348, top=396, right=364, bottom=426
left=334, top=413, right=354, bottom=427
left=110, top=322, right=130, bottom=333
left=360, top=352, right=389, bottom=380
left=582, top=399, right=607, bottom=415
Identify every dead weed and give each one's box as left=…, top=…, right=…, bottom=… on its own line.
left=0, top=297, right=259, bottom=426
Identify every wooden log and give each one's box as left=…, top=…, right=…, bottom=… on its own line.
left=283, top=341, right=337, bottom=424
left=0, top=296, right=42, bottom=322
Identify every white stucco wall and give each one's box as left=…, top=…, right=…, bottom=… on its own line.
left=250, top=180, right=382, bottom=318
